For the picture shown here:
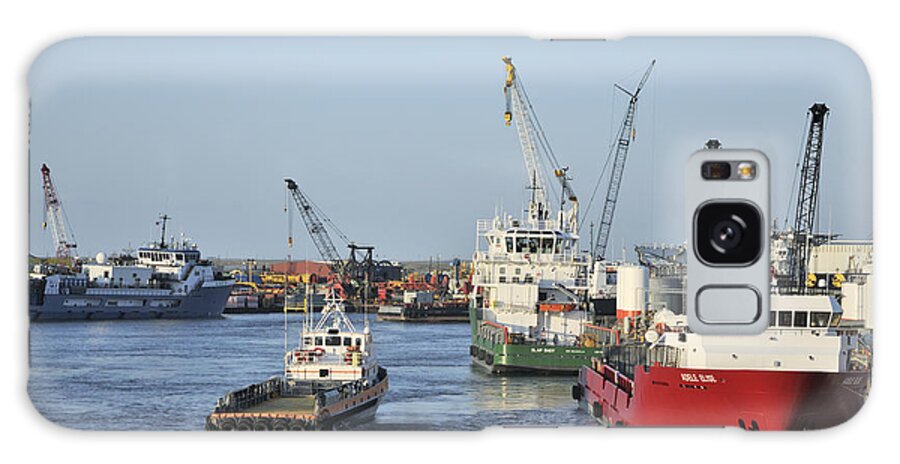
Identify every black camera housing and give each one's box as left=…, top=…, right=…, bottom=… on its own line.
left=694, top=201, right=763, bottom=265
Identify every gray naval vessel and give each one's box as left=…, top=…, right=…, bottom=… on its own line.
left=29, top=220, right=234, bottom=322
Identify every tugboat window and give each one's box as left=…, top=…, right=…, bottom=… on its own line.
left=314, top=336, right=323, bottom=345
left=516, top=237, right=528, bottom=253
left=541, top=238, right=554, bottom=253
left=343, top=337, right=352, bottom=346
left=325, top=336, right=342, bottom=346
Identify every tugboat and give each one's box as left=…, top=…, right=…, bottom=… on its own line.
left=206, top=292, right=388, bottom=431
left=573, top=294, right=872, bottom=430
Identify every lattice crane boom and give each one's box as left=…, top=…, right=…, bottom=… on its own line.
left=594, top=60, right=655, bottom=261
left=504, top=56, right=549, bottom=225
left=789, top=103, right=830, bottom=292
left=40, top=163, right=77, bottom=259
left=502, top=56, right=578, bottom=232
left=284, top=178, right=345, bottom=276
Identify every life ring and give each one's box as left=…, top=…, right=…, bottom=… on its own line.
left=313, top=347, right=325, bottom=356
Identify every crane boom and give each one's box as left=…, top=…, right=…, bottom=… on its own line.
left=594, top=60, right=655, bottom=260
left=40, top=163, right=77, bottom=259
left=284, top=178, right=345, bottom=275
left=788, top=103, right=829, bottom=292
left=504, top=56, right=549, bottom=225
left=502, top=56, right=578, bottom=232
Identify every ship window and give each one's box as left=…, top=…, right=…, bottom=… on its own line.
left=515, top=268, right=521, bottom=275
left=768, top=311, right=776, bottom=327
left=793, top=311, right=808, bottom=328
left=499, top=267, right=506, bottom=274
left=499, top=276, right=507, bottom=283
left=527, top=237, right=539, bottom=253
left=355, top=338, right=362, bottom=347
left=343, top=337, right=352, bottom=346
left=103, top=271, right=109, bottom=278
left=303, top=337, right=312, bottom=346
left=778, top=311, right=792, bottom=327
left=516, top=237, right=528, bottom=253
left=319, top=369, right=329, bottom=378
left=606, top=273, right=617, bottom=286
left=810, top=312, right=830, bottom=328
left=505, top=238, right=513, bottom=252
left=541, top=238, right=554, bottom=253
left=315, top=336, right=323, bottom=346
left=325, top=336, right=342, bottom=346
left=512, top=277, right=520, bottom=283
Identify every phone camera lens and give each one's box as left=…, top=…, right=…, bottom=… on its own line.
left=710, top=217, right=744, bottom=251
left=695, top=202, right=762, bottom=265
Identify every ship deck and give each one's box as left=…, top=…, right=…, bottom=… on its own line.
left=237, top=395, right=316, bottom=415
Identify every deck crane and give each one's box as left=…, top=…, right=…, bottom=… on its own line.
left=592, top=60, right=655, bottom=261
left=502, top=56, right=578, bottom=233
left=40, top=163, right=77, bottom=260
left=787, top=103, right=830, bottom=293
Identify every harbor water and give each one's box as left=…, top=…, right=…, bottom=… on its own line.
left=27, top=313, right=596, bottom=430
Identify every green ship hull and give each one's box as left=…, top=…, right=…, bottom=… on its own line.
left=468, top=307, right=605, bottom=375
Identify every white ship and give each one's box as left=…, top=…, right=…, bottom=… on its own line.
left=29, top=216, right=234, bottom=321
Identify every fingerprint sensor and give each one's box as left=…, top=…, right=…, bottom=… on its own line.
left=696, top=285, right=761, bottom=324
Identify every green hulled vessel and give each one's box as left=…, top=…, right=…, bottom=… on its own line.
left=467, top=57, right=617, bottom=375
left=469, top=307, right=606, bottom=374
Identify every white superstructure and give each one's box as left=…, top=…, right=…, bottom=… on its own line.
left=284, top=295, right=380, bottom=389
left=648, top=295, right=869, bottom=373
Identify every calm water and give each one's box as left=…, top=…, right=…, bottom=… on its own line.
left=28, top=313, right=596, bottom=430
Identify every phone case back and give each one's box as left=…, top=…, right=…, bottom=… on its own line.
left=27, top=37, right=872, bottom=431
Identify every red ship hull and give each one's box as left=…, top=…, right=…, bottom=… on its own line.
left=576, top=361, right=869, bottom=430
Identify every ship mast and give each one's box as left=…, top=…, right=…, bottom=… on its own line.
left=157, top=213, right=171, bottom=248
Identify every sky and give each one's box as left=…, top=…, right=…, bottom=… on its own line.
left=27, top=37, right=872, bottom=262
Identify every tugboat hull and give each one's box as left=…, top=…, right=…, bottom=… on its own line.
left=207, top=367, right=389, bottom=431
